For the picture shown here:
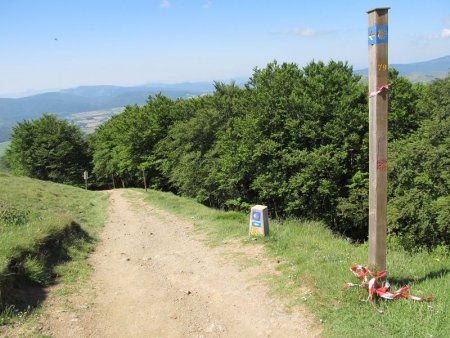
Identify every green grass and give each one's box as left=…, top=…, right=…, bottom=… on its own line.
left=137, top=188, right=450, bottom=338
left=0, top=172, right=108, bottom=325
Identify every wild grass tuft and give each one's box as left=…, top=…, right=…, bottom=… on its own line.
left=22, top=257, right=52, bottom=286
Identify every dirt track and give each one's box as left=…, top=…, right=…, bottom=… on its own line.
left=35, top=190, right=318, bottom=337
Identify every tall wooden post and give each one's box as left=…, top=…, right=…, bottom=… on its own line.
left=367, top=8, right=389, bottom=274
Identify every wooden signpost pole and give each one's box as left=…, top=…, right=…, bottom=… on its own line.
left=367, top=8, right=389, bottom=276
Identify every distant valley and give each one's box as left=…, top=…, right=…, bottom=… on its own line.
left=0, top=56, right=448, bottom=142
left=0, top=82, right=223, bottom=141
left=70, top=107, right=125, bottom=134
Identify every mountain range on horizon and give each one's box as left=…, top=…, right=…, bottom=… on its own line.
left=0, top=55, right=448, bottom=142
left=0, top=79, right=249, bottom=142
left=354, top=55, right=450, bottom=82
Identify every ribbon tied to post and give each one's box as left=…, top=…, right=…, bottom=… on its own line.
left=343, top=265, right=434, bottom=313
left=368, top=84, right=390, bottom=98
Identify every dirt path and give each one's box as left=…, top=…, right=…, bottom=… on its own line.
left=44, top=190, right=318, bottom=337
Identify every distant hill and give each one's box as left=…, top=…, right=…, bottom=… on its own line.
left=0, top=83, right=218, bottom=141
left=355, top=55, right=450, bottom=82
left=0, top=92, right=99, bottom=118
left=0, top=87, right=207, bottom=118
left=0, top=55, right=447, bottom=142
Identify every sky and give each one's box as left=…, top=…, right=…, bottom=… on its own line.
left=1, top=0, right=449, bottom=97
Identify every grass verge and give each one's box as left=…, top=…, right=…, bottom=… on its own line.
left=0, top=173, right=108, bottom=327
left=137, top=188, right=450, bottom=338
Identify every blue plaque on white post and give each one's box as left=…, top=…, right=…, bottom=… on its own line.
left=249, top=205, right=269, bottom=236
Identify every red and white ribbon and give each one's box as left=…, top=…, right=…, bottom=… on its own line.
left=368, top=84, right=390, bottom=98
left=343, top=265, right=434, bottom=313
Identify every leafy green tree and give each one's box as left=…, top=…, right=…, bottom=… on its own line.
left=335, top=69, right=435, bottom=240
left=388, top=75, right=450, bottom=250
left=388, top=68, right=427, bottom=141
left=336, top=171, right=369, bottom=239
left=155, top=84, right=245, bottom=205
left=205, top=60, right=368, bottom=223
left=90, top=94, right=177, bottom=189
left=86, top=59, right=448, bottom=252
left=5, top=114, right=90, bottom=185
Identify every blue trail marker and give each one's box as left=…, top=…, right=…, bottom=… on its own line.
left=368, top=24, right=388, bottom=45
left=249, top=205, right=269, bottom=236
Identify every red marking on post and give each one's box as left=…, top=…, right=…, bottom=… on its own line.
left=377, top=160, right=388, bottom=171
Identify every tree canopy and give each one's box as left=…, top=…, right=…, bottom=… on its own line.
left=6, top=60, right=449, bottom=251
left=5, top=114, right=90, bottom=185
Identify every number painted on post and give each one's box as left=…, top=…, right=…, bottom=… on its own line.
left=378, top=64, right=387, bottom=71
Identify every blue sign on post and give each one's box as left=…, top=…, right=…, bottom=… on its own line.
left=252, top=211, right=261, bottom=221
left=368, top=25, right=388, bottom=44
left=249, top=205, right=269, bottom=236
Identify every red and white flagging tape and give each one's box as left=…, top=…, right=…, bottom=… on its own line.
left=368, top=84, right=390, bottom=97
left=343, top=265, right=434, bottom=313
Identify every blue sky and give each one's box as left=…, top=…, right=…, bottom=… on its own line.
left=1, top=0, right=449, bottom=97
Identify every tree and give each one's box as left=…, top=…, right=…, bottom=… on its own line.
left=6, top=114, right=90, bottom=185
left=388, top=68, right=427, bottom=141
left=388, top=75, right=450, bottom=250
left=90, top=94, right=177, bottom=189
left=155, top=85, right=243, bottom=205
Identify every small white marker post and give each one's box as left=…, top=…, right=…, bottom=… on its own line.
left=83, top=170, right=88, bottom=190
left=249, top=205, right=269, bottom=236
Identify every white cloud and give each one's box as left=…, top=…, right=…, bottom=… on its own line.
left=424, top=28, right=450, bottom=40
left=424, top=34, right=439, bottom=40
left=440, top=28, right=450, bottom=38
left=160, top=0, right=171, bottom=8
left=282, top=28, right=319, bottom=37
left=203, top=0, right=212, bottom=9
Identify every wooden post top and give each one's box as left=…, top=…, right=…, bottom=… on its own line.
left=367, top=7, right=390, bottom=14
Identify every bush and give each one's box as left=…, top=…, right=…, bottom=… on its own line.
left=5, top=114, right=91, bottom=186
left=388, top=76, right=450, bottom=250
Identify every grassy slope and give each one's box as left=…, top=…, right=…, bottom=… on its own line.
left=136, top=188, right=450, bottom=338
left=0, top=173, right=108, bottom=323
